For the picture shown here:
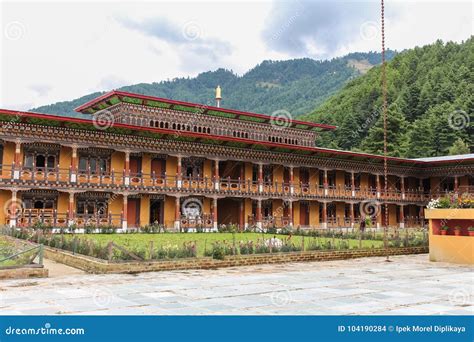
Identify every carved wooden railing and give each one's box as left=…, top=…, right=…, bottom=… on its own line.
left=1, top=164, right=467, bottom=202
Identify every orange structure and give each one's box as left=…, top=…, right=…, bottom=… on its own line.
left=0, top=90, right=472, bottom=231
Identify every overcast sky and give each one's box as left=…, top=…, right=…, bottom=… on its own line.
left=0, top=0, right=471, bottom=110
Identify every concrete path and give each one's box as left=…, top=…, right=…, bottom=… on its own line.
left=0, top=254, right=472, bottom=315
left=43, top=258, right=86, bottom=278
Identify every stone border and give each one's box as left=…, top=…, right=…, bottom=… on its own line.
left=0, top=266, right=48, bottom=280
left=42, top=244, right=429, bottom=274
left=0, top=236, right=48, bottom=279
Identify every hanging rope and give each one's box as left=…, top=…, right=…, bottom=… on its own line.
left=381, top=0, right=390, bottom=260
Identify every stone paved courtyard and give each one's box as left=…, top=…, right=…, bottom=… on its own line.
left=0, top=254, right=472, bottom=315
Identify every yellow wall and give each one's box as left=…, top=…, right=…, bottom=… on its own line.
left=293, top=168, right=300, bottom=184
left=203, top=160, right=212, bottom=178
left=388, top=204, right=397, bottom=226
left=57, top=193, right=69, bottom=213
left=309, top=201, right=319, bottom=226
left=308, top=168, right=318, bottom=185
left=3, top=142, right=15, bottom=166
left=0, top=190, right=10, bottom=224
left=140, top=195, right=150, bottom=226
left=244, top=162, right=253, bottom=181
left=109, top=194, right=123, bottom=225
left=111, top=151, right=124, bottom=173
left=244, top=198, right=252, bottom=224
left=163, top=196, right=176, bottom=228
left=273, top=165, right=284, bottom=184
left=166, top=157, right=177, bottom=175
left=203, top=197, right=211, bottom=215
left=59, top=146, right=72, bottom=169
left=336, top=202, right=345, bottom=223
left=336, top=171, right=345, bottom=188
left=293, top=201, right=300, bottom=227
left=141, top=153, right=151, bottom=175
left=272, top=199, right=283, bottom=218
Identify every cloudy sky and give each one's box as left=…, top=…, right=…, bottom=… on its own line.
left=0, top=0, right=471, bottom=110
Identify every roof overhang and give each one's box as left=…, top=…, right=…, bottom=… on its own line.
left=73, top=90, right=337, bottom=132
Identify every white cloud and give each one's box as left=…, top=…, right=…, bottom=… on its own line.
left=0, top=0, right=471, bottom=111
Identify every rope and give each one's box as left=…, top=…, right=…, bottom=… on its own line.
left=381, top=0, right=390, bottom=261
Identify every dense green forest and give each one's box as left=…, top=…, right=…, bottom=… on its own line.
left=31, top=51, right=394, bottom=117
left=303, top=38, right=473, bottom=158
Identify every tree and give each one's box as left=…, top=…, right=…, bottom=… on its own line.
left=359, top=104, right=408, bottom=157
left=448, top=138, right=470, bottom=155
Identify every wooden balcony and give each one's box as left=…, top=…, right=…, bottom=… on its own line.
left=0, top=164, right=459, bottom=203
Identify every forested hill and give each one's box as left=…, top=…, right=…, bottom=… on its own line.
left=30, top=51, right=395, bottom=117
left=302, top=38, right=473, bottom=158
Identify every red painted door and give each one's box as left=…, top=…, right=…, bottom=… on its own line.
left=129, top=157, right=142, bottom=175
left=127, top=198, right=140, bottom=227
left=151, top=158, right=165, bottom=177
left=300, top=202, right=309, bottom=226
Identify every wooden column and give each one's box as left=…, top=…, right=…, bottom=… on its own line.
left=256, top=199, right=262, bottom=229
left=122, top=194, right=128, bottom=230
left=213, top=159, right=219, bottom=190
left=68, top=192, right=75, bottom=226
left=239, top=200, right=244, bottom=230
left=350, top=202, right=355, bottom=228
left=124, top=151, right=130, bottom=185
left=454, top=176, right=459, bottom=193
left=174, top=197, right=181, bottom=230
left=400, top=176, right=405, bottom=199
left=288, top=200, right=293, bottom=227
left=176, top=156, right=182, bottom=188
left=70, top=145, right=78, bottom=183
left=376, top=203, right=382, bottom=229
left=399, top=204, right=405, bottom=228
left=321, top=202, right=327, bottom=228
left=258, top=164, right=263, bottom=193
left=9, top=189, right=18, bottom=227
left=13, top=140, right=21, bottom=179
left=351, top=171, right=356, bottom=197
left=323, top=170, right=328, bottom=196
left=212, top=197, right=218, bottom=230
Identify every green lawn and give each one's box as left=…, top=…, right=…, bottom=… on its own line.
left=0, top=236, right=37, bottom=267
left=65, top=232, right=385, bottom=257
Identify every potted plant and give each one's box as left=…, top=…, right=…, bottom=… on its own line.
left=468, top=227, right=474, bottom=237
left=454, top=226, right=462, bottom=236
left=440, top=225, right=449, bottom=235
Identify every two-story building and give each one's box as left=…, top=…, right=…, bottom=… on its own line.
left=0, top=90, right=472, bottom=230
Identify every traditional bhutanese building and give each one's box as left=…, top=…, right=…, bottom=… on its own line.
left=0, top=89, right=472, bottom=231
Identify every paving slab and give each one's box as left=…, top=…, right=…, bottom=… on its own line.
left=0, top=254, right=472, bottom=315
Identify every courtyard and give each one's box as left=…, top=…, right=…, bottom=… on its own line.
left=0, top=254, right=472, bottom=315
